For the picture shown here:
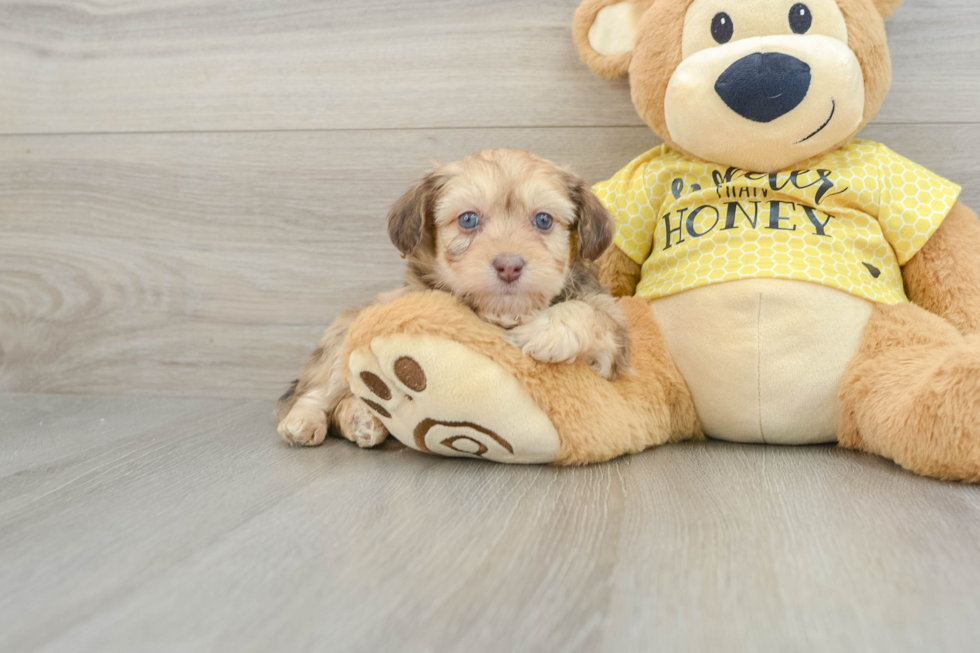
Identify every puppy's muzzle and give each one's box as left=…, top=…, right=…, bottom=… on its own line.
left=714, top=52, right=812, bottom=123
left=493, top=254, right=525, bottom=284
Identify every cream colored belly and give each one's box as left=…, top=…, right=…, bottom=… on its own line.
left=650, top=279, right=875, bottom=445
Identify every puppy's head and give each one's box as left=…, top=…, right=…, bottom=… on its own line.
left=388, top=149, right=613, bottom=326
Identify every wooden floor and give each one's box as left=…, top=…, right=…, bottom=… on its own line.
left=3, top=1, right=980, bottom=651
left=2, top=392, right=979, bottom=653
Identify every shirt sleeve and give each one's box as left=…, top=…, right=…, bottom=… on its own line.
left=592, top=153, right=663, bottom=266
left=876, top=144, right=961, bottom=266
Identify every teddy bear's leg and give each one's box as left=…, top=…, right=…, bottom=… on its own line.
left=343, top=292, right=702, bottom=465
left=838, top=302, right=980, bottom=482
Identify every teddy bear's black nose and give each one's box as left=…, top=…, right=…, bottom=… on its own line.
left=714, top=52, right=811, bottom=123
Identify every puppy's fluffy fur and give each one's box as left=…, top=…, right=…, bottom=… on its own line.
left=277, top=149, right=631, bottom=448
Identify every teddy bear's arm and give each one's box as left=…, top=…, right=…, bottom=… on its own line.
left=597, top=246, right=642, bottom=297
left=901, top=201, right=980, bottom=335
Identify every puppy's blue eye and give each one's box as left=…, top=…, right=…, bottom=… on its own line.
left=534, top=213, right=554, bottom=231
left=458, top=212, right=480, bottom=230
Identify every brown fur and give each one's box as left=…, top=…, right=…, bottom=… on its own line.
left=387, top=174, right=448, bottom=257
left=901, top=202, right=980, bottom=336
left=277, top=303, right=364, bottom=427
left=391, top=149, right=618, bottom=328
left=343, top=291, right=703, bottom=465
left=291, top=0, right=980, bottom=482
left=838, top=302, right=980, bottom=482
left=573, top=0, right=654, bottom=79
left=872, top=0, right=904, bottom=19
left=574, top=0, right=980, bottom=481
left=546, top=259, right=633, bottom=377
left=565, top=173, right=616, bottom=261
left=574, top=0, right=895, bottom=162
left=277, top=303, right=379, bottom=447
left=596, top=246, right=642, bottom=298
left=278, top=149, right=630, bottom=447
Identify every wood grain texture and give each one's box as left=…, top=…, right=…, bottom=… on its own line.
left=2, top=3, right=978, bottom=651
left=2, top=125, right=978, bottom=399
left=0, top=0, right=977, bottom=134
left=1, top=393, right=979, bottom=653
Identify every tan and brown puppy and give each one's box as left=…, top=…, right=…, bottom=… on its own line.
left=277, top=149, right=630, bottom=449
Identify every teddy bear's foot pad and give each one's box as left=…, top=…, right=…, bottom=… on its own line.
left=348, top=334, right=560, bottom=464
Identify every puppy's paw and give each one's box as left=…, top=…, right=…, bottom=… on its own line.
left=585, top=349, right=614, bottom=380
left=505, top=303, right=593, bottom=366
left=479, top=311, right=533, bottom=330
left=278, top=405, right=328, bottom=447
left=335, top=396, right=388, bottom=448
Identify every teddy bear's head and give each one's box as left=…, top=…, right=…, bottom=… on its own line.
left=574, top=0, right=902, bottom=172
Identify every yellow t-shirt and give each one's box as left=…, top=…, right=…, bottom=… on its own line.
left=593, top=140, right=961, bottom=304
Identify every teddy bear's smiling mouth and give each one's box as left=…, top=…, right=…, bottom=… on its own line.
left=795, top=99, right=836, bottom=144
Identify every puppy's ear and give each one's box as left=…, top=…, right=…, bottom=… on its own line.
left=574, top=0, right=654, bottom=79
left=386, top=173, right=445, bottom=256
left=567, top=174, right=614, bottom=261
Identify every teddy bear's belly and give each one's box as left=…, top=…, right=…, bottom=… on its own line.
left=649, top=279, right=875, bottom=445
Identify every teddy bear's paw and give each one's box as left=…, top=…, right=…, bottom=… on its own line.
left=347, top=334, right=560, bottom=464
left=334, top=395, right=389, bottom=448
left=278, top=404, right=328, bottom=447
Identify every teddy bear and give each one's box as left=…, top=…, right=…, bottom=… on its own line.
left=337, top=0, right=980, bottom=482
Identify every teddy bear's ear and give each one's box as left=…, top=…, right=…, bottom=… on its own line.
left=872, top=0, right=903, bottom=19
left=574, top=0, right=654, bottom=79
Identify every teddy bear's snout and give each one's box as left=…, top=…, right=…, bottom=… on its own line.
left=714, top=52, right=812, bottom=123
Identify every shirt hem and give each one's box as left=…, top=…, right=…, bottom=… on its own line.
left=635, top=275, right=908, bottom=306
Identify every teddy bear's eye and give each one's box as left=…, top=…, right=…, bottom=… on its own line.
left=789, top=3, right=813, bottom=34
left=711, top=12, right=734, bottom=44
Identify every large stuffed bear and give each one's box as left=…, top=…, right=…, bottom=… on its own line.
left=337, top=0, right=980, bottom=481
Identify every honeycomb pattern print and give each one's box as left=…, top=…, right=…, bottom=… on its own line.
left=592, top=140, right=962, bottom=305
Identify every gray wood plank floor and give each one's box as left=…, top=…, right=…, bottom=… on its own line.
left=3, top=2, right=980, bottom=651
left=2, top=393, right=979, bottom=653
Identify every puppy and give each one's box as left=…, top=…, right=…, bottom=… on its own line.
left=277, top=148, right=631, bottom=449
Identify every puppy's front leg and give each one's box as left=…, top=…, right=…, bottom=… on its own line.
left=505, top=295, right=631, bottom=380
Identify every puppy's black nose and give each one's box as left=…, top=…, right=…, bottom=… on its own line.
left=714, top=52, right=811, bottom=123
left=493, top=254, right=525, bottom=284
